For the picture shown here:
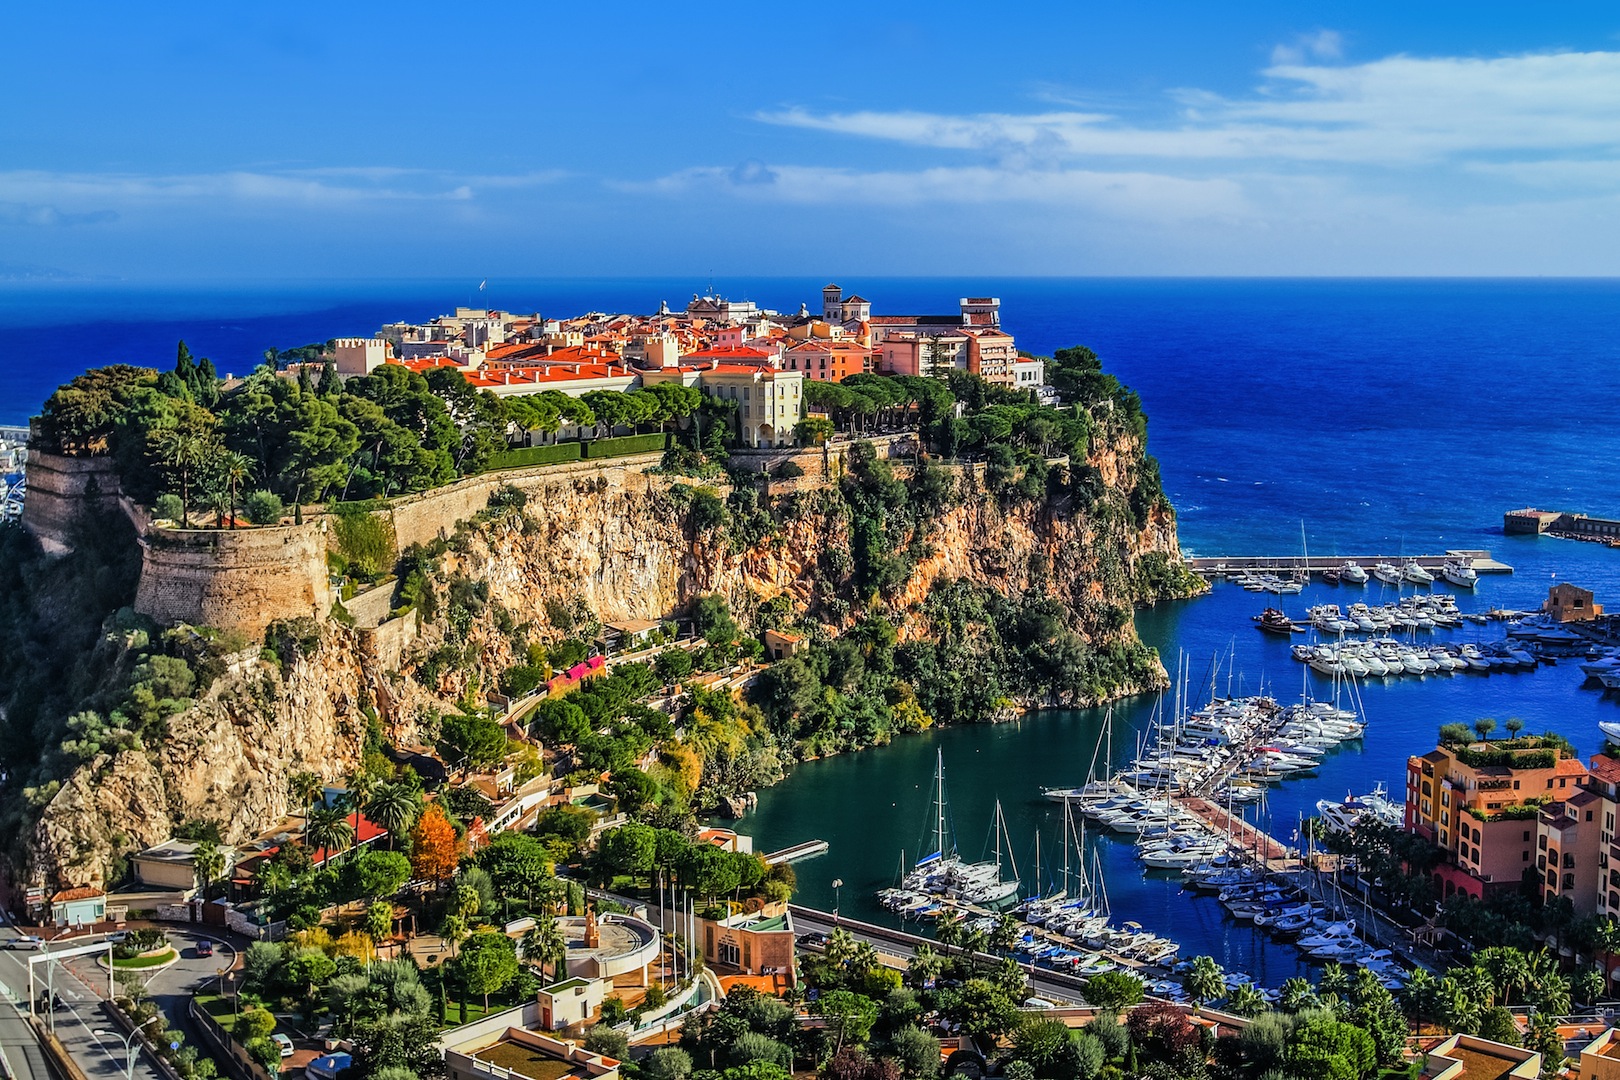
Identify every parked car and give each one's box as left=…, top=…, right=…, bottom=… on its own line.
left=8, top=935, right=42, bottom=950
left=796, top=932, right=829, bottom=949
left=272, top=1034, right=295, bottom=1058
left=195, top=940, right=213, bottom=958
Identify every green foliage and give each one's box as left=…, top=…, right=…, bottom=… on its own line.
left=243, top=490, right=285, bottom=525
left=153, top=493, right=185, bottom=521
left=581, top=432, right=669, bottom=458
left=1084, top=970, right=1145, bottom=1011
left=329, top=506, right=397, bottom=583
left=438, top=711, right=510, bottom=770
left=486, top=443, right=582, bottom=469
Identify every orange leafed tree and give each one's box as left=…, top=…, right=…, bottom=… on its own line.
left=410, top=804, right=459, bottom=884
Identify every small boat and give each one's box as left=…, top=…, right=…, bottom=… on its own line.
left=1372, top=562, right=1402, bottom=585
left=1441, top=558, right=1478, bottom=589
left=1401, top=561, right=1434, bottom=585
left=1321, top=567, right=1341, bottom=585
left=1339, top=562, right=1369, bottom=584
left=1254, top=608, right=1298, bottom=635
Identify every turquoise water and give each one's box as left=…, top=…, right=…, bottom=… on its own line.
left=6, top=277, right=1620, bottom=981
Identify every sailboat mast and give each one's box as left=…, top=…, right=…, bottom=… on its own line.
left=936, top=749, right=946, bottom=861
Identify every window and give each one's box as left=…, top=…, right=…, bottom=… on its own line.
left=1523, top=831, right=1532, bottom=842
left=1566, top=873, right=1577, bottom=888
left=1589, top=810, right=1595, bottom=821
left=1523, top=851, right=1530, bottom=861
left=1548, top=868, right=1558, bottom=885
left=1565, top=852, right=1577, bottom=868
left=1540, top=835, right=1548, bottom=850
left=1514, top=780, right=1521, bottom=790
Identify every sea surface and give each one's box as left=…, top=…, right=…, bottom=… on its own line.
left=5, top=277, right=1620, bottom=983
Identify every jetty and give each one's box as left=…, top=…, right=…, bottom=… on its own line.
left=1187, top=548, right=1512, bottom=577
left=763, top=839, right=829, bottom=865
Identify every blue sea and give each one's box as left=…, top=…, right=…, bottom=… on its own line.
left=6, top=277, right=1620, bottom=982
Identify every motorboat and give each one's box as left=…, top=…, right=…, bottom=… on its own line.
left=1372, top=562, right=1402, bottom=585
left=1600, top=720, right=1620, bottom=744
left=1254, top=608, right=1299, bottom=635
left=1339, top=562, right=1369, bottom=584
left=1442, top=558, right=1478, bottom=589
left=1401, top=561, right=1434, bottom=585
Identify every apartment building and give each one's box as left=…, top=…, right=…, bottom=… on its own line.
left=1405, top=737, right=1588, bottom=901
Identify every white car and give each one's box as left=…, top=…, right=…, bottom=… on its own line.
left=271, top=1034, right=294, bottom=1058
left=7, top=935, right=42, bottom=950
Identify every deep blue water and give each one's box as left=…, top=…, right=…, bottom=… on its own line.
left=6, top=277, right=1620, bottom=982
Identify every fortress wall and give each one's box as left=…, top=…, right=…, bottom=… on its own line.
left=379, top=452, right=667, bottom=550
left=134, top=521, right=333, bottom=638
left=20, top=451, right=128, bottom=555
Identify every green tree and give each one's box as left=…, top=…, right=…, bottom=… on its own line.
left=305, top=805, right=355, bottom=859
left=1082, top=971, right=1144, bottom=1011
left=1182, top=955, right=1225, bottom=1009
left=367, top=901, right=395, bottom=943
left=191, top=840, right=225, bottom=897
left=815, top=990, right=879, bottom=1052
left=887, top=1026, right=939, bottom=1080
left=643, top=1048, right=694, bottom=1080
left=367, top=781, right=422, bottom=850
left=456, top=930, right=519, bottom=1011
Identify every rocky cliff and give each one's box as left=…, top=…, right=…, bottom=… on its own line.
left=20, top=426, right=1196, bottom=893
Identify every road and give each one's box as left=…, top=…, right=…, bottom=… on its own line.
left=0, top=915, right=237, bottom=1080
left=787, top=907, right=1094, bottom=1007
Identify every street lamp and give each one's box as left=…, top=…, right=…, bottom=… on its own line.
left=830, top=879, right=843, bottom=923
left=93, top=1028, right=140, bottom=1080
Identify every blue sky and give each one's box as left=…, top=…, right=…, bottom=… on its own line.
left=7, top=1, right=1620, bottom=279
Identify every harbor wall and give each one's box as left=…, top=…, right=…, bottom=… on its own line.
left=20, top=450, right=129, bottom=555
left=133, top=521, right=334, bottom=637
left=1504, top=508, right=1620, bottom=541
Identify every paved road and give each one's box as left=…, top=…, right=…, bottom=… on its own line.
left=0, top=916, right=239, bottom=1080
left=788, top=907, right=1094, bottom=1007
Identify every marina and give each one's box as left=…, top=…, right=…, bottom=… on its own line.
left=1187, top=548, right=1513, bottom=579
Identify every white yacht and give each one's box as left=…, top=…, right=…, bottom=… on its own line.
left=1441, top=558, right=1478, bottom=589
left=1401, top=561, right=1434, bottom=585
left=1372, top=562, right=1402, bottom=585
left=1339, top=562, right=1369, bottom=585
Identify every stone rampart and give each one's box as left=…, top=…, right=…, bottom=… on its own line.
left=134, top=521, right=334, bottom=637
left=20, top=450, right=128, bottom=555
left=375, top=452, right=666, bottom=550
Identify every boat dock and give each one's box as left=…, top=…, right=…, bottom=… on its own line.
left=1173, top=796, right=1299, bottom=873
left=1187, top=548, right=1512, bottom=577
left=763, top=839, right=829, bottom=865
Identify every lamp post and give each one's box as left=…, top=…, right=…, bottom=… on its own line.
left=93, top=1028, right=140, bottom=1080
left=830, top=879, right=843, bottom=923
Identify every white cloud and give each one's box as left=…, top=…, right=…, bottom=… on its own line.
left=0, top=167, right=558, bottom=209
left=759, top=49, right=1620, bottom=169
left=1271, top=29, right=1343, bottom=66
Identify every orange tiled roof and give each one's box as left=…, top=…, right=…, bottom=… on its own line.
left=51, top=886, right=105, bottom=903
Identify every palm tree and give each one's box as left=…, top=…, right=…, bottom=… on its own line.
left=1535, top=973, right=1573, bottom=1020
left=154, top=426, right=211, bottom=527
left=191, top=841, right=226, bottom=899
left=1278, top=977, right=1319, bottom=1013
left=824, top=927, right=858, bottom=969
left=990, top=913, right=1019, bottom=954
left=438, top=913, right=468, bottom=959
left=935, top=910, right=963, bottom=955
left=305, top=806, right=355, bottom=861
left=907, top=944, right=943, bottom=989
left=1398, top=969, right=1441, bottom=1033
left=1318, top=961, right=1352, bottom=999
left=221, top=451, right=254, bottom=528
left=1224, top=984, right=1267, bottom=1018
left=1574, top=966, right=1607, bottom=1007
left=343, top=769, right=377, bottom=858
left=367, top=781, right=419, bottom=850
left=289, top=771, right=323, bottom=822
left=1182, top=955, right=1225, bottom=1009
left=1476, top=946, right=1529, bottom=1006
left=522, top=916, right=567, bottom=980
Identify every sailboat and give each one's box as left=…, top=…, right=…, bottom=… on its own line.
left=898, top=750, right=1020, bottom=908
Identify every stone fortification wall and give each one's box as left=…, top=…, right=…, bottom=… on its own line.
left=21, top=450, right=128, bottom=555
left=377, top=452, right=666, bottom=550
left=134, top=521, right=333, bottom=638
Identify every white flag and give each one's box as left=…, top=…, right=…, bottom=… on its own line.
left=479, top=279, right=487, bottom=291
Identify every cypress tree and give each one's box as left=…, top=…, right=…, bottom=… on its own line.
left=298, top=365, right=314, bottom=395
left=319, top=358, right=341, bottom=397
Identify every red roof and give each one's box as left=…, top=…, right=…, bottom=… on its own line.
left=683, top=346, right=772, bottom=360
left=52, top=886, right=105, bottom=903
left=1589, top=755, right=1620, bottom=786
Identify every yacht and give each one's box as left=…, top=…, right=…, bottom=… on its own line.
left=1441, top=558, right=1478, bottom=589
left=1401, top=561, right=1434, bottom=585
left=1600, top=720, right=1620, bottom=744
left=1339, top=562, right=1369, bottom=584
left=1372, top=562, right=1402, bottom=585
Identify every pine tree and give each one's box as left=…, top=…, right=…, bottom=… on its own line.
left=298, top=365, right=314, bottom=394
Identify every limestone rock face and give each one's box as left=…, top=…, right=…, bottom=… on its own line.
left=25, top=430, right=1192, bottom=891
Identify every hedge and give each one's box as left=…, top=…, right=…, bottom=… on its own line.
left=487, top=443, right=583, bottom=470
left=581, top=433, right=670, bottom=458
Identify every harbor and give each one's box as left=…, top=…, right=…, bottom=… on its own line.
left=743, top=524, right=1620, bottom=992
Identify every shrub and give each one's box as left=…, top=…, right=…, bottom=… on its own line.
left=153, top=494, right=185, bottom=522
left=243, top=490, right=284, bottom=525
left=581, top=432, right=668, bottom=459
left=487, top=443, right=582, bottom=470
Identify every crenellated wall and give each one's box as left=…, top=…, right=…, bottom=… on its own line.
left=20, top=450, right=128, bottom=555
left=133, top=521, right=334, bottom=637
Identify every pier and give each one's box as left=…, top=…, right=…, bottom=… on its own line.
left=1186, top=548, right=1512, bottom=576
left=763, top=839, right=829, bottom=865
left=1172, top=796, right=1299, bottom=873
